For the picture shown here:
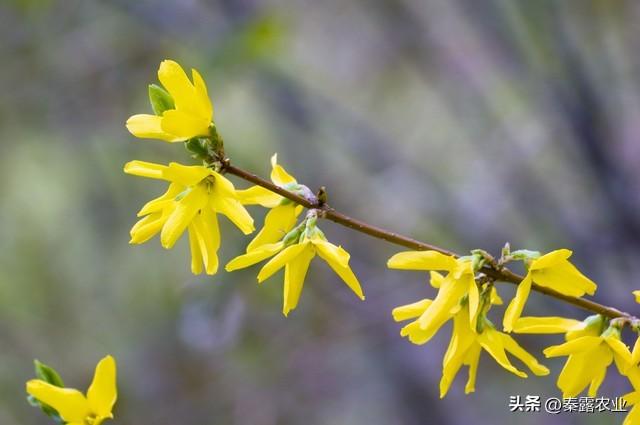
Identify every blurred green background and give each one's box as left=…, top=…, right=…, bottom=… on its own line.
left=2, top=1, right=640, bottom=424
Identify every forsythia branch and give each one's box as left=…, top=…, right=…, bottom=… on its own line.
left=222, top=160, right=633, bottom=322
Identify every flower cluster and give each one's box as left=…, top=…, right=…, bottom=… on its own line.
left=123, top=60, right=364, bottom=316
left=390, top=247, right=640, bottom=424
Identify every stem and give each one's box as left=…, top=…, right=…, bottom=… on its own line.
left=223, top=162, right=633, bottom=321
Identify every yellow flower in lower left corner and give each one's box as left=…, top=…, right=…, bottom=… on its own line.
left=125, top=160, right=254, bottom=275
left=27, top=356, right=117, bottom=425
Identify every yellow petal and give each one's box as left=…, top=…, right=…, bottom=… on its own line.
left=129, top=212, right=164, bottom=244
left=429, top=271, right=444, bottom=288
left=634, top=290, right=640, bottom=304
left=463, top=344, right=482, bottom=394
left=270, top=153, right=296, bottom=186
left=477, top=329, right=527, bottom=378
left=587, top=345, right=613, bottom=397
left=512, top=316, right=585, bottom=334
left=605, top=337, right=632, bottom=367
left=632, top=337, right=640, bottom=366
left=190, top=68, right=213, bottom=120
left=282, top=247, right=314, bottom=316
left=440, top=310, right=477, bottom=398
left=400, top=321, right=435, bottom=345
left=137, top=183, right=183, bottom=217
left=624, top=404, right=640, bottom=425
left=315, top=241, right=365, bottom=300
left=392, top=299, right=433, bottom=322
left=187, top=225, right=203, bottom=275
left=211, top=195, right=255, bottom=235
left=466, top=275, right=480, bottom=329
left=502, top=273, right=533, bottom=332
left=123, top=160, right=169, bottom=180
left=543, top=336, right=602, bottom=358
left=415, top=276, right=467, bottom=344
left=125, top=114, right=182, bottom=142
left=165, top=163, right=211, bottom=187
left=26, top=380, right=90, bottom=423
left=157, top=60, right=196, bottom=113
left=312, top=240, right=350, bottom=268
left=236, top=186, right=282, bottom=208
left=257, top=243, right=308, bottom=283
left=490, top=286, right=503, bottom=305
left=87, top=356, right=117, bottom=418
left=226, top=242, right=285, bottom=272
left=161, top=109, right=209, bottom=139
left=500, top=333, right=549, bottom=376
left=530, top=249, right=573, bottom=270
left=557, top=353, right=592, bottom=398
left=160, top=184, right=208, bottom=248
left=246, top=205, right=298, bottom=251
left=387, top=251, right=457, bottom=271
left=531, top=261, right=597, bottom=297
left=191, top=208, right=221, bottom=275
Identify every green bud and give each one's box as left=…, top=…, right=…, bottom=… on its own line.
left=148, top=84, right=175, bottom=115
left=184, top=138, right=210, bottom=160
left=283, top=224, right=304, bottom=246
left=510, top=249, right=541, bottom=261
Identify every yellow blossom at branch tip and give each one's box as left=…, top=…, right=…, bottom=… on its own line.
left=225, top=221, right=364, bottom=316
left=236, top=154, right=303, bottom=251
left=26, top=356, right=117, bottom=425
left=126, top=60, right=213, bottom=142
left=124, top=160, right=254, bottom=275
left=503, top=249, right=597, bottom=333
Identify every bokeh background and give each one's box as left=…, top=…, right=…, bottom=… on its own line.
left=2, top=0, right=640, bottom=424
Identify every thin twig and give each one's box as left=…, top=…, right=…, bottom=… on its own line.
left=223, top=161, right=633, bottom=321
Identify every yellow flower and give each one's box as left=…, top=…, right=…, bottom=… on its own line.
left=26, top=356, right=117, bottom=425
left=438, top=305, right=549, bottom=398
left=225, top=218, right=364, bottom=316
left=126, top=60, right=213, bottom=142
left=633, top=290, right=640, bottom=304
left=503, top=249, right=597, bottom=332
left=124, top=160, right=254, bottom=275
left=392, top=271, right=502, bottom=345
left=236, top=154, right=304, bottom=251
left=543, top=324, right=632, bottom=398
left=387, top=251, right=481, bottom=341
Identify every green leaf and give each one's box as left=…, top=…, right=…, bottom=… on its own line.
left=148, top=84, right=175, bottom=115
left=34, top=360, right=64, bottom=387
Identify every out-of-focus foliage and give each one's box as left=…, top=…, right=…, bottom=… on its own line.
left=2, top=1, right=640, bottom=424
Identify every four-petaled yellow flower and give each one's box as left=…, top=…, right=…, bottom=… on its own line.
left=437, top=306, right=548, bottom=397
left=542, top=321, right=632, bottom=398
left=226, top=220, right=364, bottom=316
left=236, top=154, right=304, bottom=251
left=503, top=249, right=597, bottom=332
left=27, top=356, right=117, bottom=425
left=387, top=251, right=481, bottom=343
left=126, top=60, right=213, bottom=142
left=125, top=160, right=254, bottom=275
